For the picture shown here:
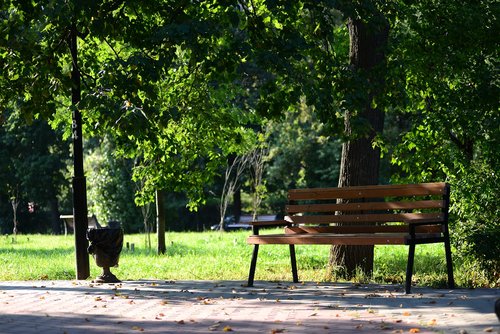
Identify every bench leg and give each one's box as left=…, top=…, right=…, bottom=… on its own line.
left=248, top=245, right=259, bottom=287
left=405, top=243, right=416, bottom=294
left=444, top=237, right=455, bottom=289
left=289, top=245, right=299, bottom=283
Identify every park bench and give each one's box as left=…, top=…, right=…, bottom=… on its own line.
left=60, top=214, right=99, bottom=235
left=246, top=182, right=455, bottom=294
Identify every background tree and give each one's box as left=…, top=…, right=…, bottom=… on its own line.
left=0, top=109, right=69, bottom=234
left=85, top=136, right=143, bottom=232
left=219, top=154, right=251, bottom=230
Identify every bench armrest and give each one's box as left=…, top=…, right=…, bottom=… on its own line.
left=249, top=219, right=291, bottom=227
left=249, top=219, right=293, bottom=235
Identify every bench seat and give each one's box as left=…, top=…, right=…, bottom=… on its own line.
left=248, top=232, right=443, bottom=245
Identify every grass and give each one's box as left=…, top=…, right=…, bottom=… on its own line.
left=0, top=231, right=492, bottom=288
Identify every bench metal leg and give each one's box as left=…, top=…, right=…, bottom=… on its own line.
left=248, top=245, right=259, bottom=287
left=444, top=237, right=455, bottom=289
left=289, top=244, right=299, bottom=283
left=405, top=243, right=416, bottom=294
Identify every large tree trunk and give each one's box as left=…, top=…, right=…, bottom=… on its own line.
left=329, top=16, right=389, bottom=277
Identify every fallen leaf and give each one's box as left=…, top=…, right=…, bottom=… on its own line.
left=132, top=326, right=144, bottom=331
left=223, top=325, right=233, bottom=332
left=483, top=328, right=494, bottom=332
left=402, top=311, right=411, bottom=316
left=428, top=319, right=437, bottom=326
left=271, top=329, right=285, bottom=333
left=409, top=328, right=420, bottom=333
left=177, top=320, right=185, bottom=325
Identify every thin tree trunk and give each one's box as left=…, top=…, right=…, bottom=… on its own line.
left=233, top=189, right=241, bottom=223
left=49, top=197, right=62, bottom=234
left=329, top=16, right=389, bottom=277
left=156, top=190, right=166, bottom=254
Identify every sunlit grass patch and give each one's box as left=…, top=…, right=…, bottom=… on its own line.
left=0, top=232, right=493, bottom=288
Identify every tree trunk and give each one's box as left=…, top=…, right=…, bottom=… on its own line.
left=49, top=197, right=62, bottom=234
left=156, top=190, right=166, bottom=254
left=329, top=16, right=389, bottom=277
left=233, top=188, right=241, bottom=223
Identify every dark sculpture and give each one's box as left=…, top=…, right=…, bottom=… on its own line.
left=87, top=221, right=123, bottom=283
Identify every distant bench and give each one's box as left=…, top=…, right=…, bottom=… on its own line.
left=60, top=214, right=99, bottom=235
left=246, top=182, right=455, bottom=294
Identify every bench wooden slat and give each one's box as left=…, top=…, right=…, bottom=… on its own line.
left=286, top=200, right=444, bottom=214
left=248, top=233, right=420, bottom=245
left=287, top=212, right=444, bottom=225
left=284, top=225, right=443, bottom=234
left=288, top=182, right=446, bottom=201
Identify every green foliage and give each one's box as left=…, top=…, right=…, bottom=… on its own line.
left=85, top=136, right=143, bottom=233
left=265, top=101, right=342, bottom=193
left=448, top=163, right=500, bottom=284
left=386, top=0, right=500, bottom=283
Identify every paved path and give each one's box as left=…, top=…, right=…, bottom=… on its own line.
left=0, top=280, right=498, bottom=334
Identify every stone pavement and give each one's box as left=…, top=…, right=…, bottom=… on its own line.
left=0, top=280, right=498, bottom=334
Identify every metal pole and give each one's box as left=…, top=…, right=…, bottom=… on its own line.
left=70, top=22, right=90, bottom=280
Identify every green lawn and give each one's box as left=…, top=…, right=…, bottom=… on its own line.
left=0, top=231, right=491, bottom=288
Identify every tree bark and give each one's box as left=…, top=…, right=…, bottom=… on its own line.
left=156, top=190, right=166, bottom=254
left=329, top=16, right=389, bottom=277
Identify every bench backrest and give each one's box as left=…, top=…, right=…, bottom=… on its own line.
left=284, top=182, right=450, bottom=234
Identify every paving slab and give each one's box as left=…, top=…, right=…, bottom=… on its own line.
left=0, top=280, right=498, bottom=334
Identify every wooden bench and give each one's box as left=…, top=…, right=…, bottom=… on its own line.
left=246, top=182, right=455, bottom=294
left=60, top=214, right=100, bottom=235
